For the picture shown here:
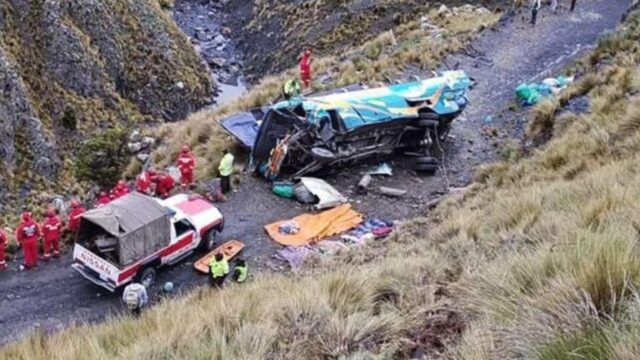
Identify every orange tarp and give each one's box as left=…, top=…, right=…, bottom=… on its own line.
left=194, top=240, right=245, bottom=274
left=265, top=204, right=363, bottom=246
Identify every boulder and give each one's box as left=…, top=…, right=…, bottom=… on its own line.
left=128, top=142, right=143, bottom=153
left=141, top=137, right=156, bottom=147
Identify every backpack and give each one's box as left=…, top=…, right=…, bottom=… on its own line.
left=124, top=289, right=139, bottom=309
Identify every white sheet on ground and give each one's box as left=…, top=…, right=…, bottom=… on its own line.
left=298, top=177, right=347, bottom=210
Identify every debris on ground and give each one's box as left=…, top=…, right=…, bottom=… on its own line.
left=278, top=220, right=300, bottom=235
left=276, top=217, right=394, bottom=268
left=204, top=180, right=227, bottom=203
left=297, top=177, right=347, bottom=210
left=265, top=204, right=363, bottom=246
left=276, top=246, right=313, bottom=269
left=367, top=163, right=393, bottom=176
left=379, top=186, right=407, bottom=197
left=344, top=218, right=395, bottom=242
left=315, top=240, right=349, bottom=255
left=357, top=174, right=373, bottom=194
left=516, top=75, right=574, bottom=106
left=293, top=183, right=316, bottom=204
left=272, top=182, right=295, bottom=199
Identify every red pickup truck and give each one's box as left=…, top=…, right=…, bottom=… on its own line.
left=72, top=193, right=224, bottom=291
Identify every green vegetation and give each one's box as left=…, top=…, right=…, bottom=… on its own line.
left=75, top=128, right=130, bottom=188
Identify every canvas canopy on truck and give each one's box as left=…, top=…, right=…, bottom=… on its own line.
left=78, top=193, right=171, bottom=267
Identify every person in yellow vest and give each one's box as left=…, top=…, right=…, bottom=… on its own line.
left=233, top=259, right=248, bottom=283
left=218, top=149, right=234, bottom=194
left=209, top=253, right=229, bottom=288
left=283, top=79, right=301, bottom=100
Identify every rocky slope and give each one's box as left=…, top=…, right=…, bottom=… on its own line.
left=0, top=0, right=213, bottom=203
left=224, top=0, right=512, bottom=81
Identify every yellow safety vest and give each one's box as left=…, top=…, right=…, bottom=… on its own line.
left=209, top=258, right=229, bottom=278
left=218, top=153, right=234, bottom=177
left=235, top=265, right=248, bottom=283
left=284, top=80, right=301, bottom=97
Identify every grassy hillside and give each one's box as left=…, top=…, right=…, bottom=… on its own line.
left=3, top=5, right=640, bottom=360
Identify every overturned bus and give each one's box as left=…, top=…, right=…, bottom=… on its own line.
left=221, top=70, right=474, bottom=178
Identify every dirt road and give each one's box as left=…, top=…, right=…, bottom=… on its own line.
left=0, top=0, right=632, bottom=346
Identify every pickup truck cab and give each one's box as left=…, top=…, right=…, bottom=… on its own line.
left=72, top=193, right=224, bottom=292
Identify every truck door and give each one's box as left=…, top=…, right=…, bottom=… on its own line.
left=164, top=219, right=197, bottom=263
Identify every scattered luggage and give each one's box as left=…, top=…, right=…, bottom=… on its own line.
left=272, top=182, right=295, bottom=199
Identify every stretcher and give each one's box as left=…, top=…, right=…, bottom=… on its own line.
left=194, top=240, right=245, bottom=274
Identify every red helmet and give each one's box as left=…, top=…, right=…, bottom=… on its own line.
left=45, top=208, right=55, bottom=218
left=148, top=168, right=156, bottom=176
left=99, top=191, right=107, bottom=197
left=21, top=212, right=31, bottom=222
left=70, top=199, right=80, bottom=208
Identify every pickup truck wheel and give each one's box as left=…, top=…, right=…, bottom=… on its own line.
left=137, top=267, right=157, bottom=288
left=200, top=229, right=218, bottom=252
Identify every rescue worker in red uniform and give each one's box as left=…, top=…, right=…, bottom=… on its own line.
left=97, top=191, right=111, bottom=207
left=299, top=48, right=312, bottom=88
left=176, top=145, right=196, bottom=189
left=42, top=208, right=63, bottom=260
left=154, top=172, right=175, bottom=199
left=67, top=199, right=86, bottom=235
left=112, top=180, right=130, bottom=199
left=136, top=170, right=153, bottom=195
left=15, top=212, right=40, bottom=269
left=0, top=227, right=7, bottom=271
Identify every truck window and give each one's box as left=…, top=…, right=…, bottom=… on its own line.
left=174, top=219, right=195, bottom=237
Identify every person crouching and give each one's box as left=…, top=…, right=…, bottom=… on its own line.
left=122, top=282, right=149, bottom=317
left=209, top=253, right=229, bottom=288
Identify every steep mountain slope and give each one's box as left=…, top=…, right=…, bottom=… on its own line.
left=0, top=0, right=212, bottom=202
left=224, top=0, right=512, bottom=80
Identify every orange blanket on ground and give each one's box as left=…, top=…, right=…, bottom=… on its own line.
left=265, top=204, right=363, bottom=246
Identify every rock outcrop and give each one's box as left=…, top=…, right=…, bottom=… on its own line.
left=0, top=0, right=213, bottom=199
